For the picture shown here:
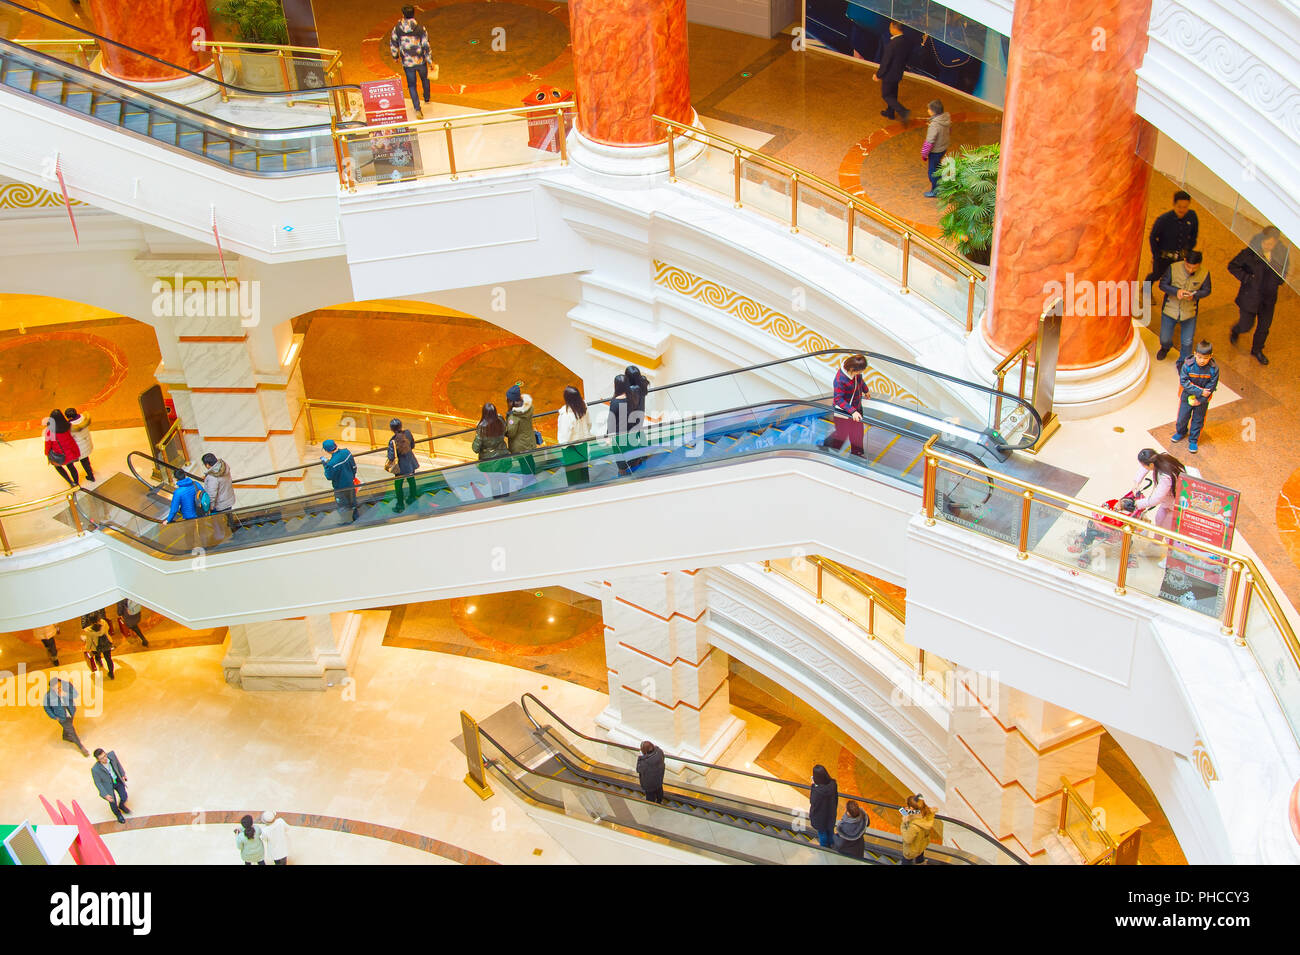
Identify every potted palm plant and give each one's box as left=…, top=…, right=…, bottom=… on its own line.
left=213, top=0, right=290, bottom=92
left=933, top=143, right=999, bottom=267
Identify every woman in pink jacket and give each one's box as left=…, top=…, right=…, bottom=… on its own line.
left=44, top=409, right=85, bottom=487
left=1131, top=448, right=1186, bottom=530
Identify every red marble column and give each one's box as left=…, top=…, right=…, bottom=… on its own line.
left=87, top=0, right=212, bottom=81
left=568, top=0, right=692, bottom=146
left=987, top=0, right=1153, bottom=368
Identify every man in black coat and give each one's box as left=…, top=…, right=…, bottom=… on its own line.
left=1228, top=226, right=1288, bottom=365
left=1145, top=190, right=1199, bottom=289
left=636, top=741, right=666, bottom=804
left=873, top=21, right=912, bottom=123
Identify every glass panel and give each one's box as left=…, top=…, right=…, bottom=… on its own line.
left=673, top=133, right=735, bottom=202
left=447, top=112, right=568, bottom=177
left=738, top=158, right=792, bottom=225
left=1061, top=790, right=1112, bottom=864
left=872, top=601, right=919, bottom=668
left=852, top=209, right=903, bottom=281
left=796, top=184, right=850, bottom=254
left=922, top=651, right=954, bottom=698
left=934, top=465, right=1021, bottom=545
left=769, top=556, right=819, bottom=594
left=1126, top=538, right=1228, bottom=621
left=0, top=498, right=80, bottom=554
left=907, top=242, right=971, bottom=330
left=820, top=570, right=871, bottom=628
left=1241, top=600, right=1300, bottom=743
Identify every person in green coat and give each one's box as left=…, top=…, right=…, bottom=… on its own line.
left=471, top=402, right=511, bottom=499
left=234, top=814, right=266, bottom=865
left=504, top=383, right=537, bottom=478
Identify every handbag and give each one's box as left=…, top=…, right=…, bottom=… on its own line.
left=47, top=448, right=67, bottom=465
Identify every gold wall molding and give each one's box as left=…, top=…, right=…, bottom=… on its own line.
left=0, top=182, right=85, bottom=209
left=652, top=260, right=917, bottom=404
left=1192, top=736, right=1217, bottom=788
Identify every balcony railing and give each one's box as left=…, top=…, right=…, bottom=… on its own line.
left=655, top=115, right=986, bottom=334
left=921, top=438, right=1300, bottom=746
left=765, top=554, right=954, bottom=696
left=0, top=488, right=84, bottom=556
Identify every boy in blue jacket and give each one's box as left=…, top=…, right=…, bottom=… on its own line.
left=321, top=439, right=359, bottom=522
left=162, top=470, right=201, bottom=523
left=1171, top=340, right=1219, bottom=454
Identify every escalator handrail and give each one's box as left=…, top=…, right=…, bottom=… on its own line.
left=520, top=693, right=1025, bottom=864
left=474, top=723, right=887, bottom=864
left=218, top=344, right=1038, bottom=487
left=1, top=1, right=364, bottom=103
left=0, top=36, right=363, bottom=143
left=88, top=396, right=981, bottom=532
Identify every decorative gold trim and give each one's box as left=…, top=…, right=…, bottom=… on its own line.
left=1192, top=737, right=1217, bottom=788
left=0, top=183, right=85, bottom=209
left=651, top=260, right=919, bottom=404
left=589, top=337, right=664, bottom=370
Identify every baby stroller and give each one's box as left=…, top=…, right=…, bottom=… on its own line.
left=1067, top=496, right=1139, bottom=571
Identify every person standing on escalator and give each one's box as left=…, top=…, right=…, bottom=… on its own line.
left=821, top=354, right=871, bottom=459
left=386, top=418, right=419, bottom=513
left=809, top=764, right=839, bottom=848
left=637, top=740, right=666, bottom=804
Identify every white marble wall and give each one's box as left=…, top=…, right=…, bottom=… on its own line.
left=598, top=571, right=745, bottom=765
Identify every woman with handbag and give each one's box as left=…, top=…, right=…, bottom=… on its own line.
left=82, top=610, right=115, bottom=679
left=44, top=409, right=85, bottom=487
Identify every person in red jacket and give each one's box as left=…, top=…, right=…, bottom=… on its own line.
left=44, top=409, right=85, bottom=487
left=820, top=354, right=871, bottom=458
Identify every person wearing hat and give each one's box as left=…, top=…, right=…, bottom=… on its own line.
left=386, top=418, right=419, bottom=513
left=321, top=439, right=360, bottom=522
left=504, top=383, right=537, bottom=476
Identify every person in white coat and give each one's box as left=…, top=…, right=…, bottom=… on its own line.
left=556, top=385, right=594, bottom=487
left=261, top=809, right=291, bottom=865
left=64, top=407, right=96, bottom=482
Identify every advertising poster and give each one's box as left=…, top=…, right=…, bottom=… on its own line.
left=360, top=78, right=422, bottom=183
left=1174, top=474, right=1240, bottom=549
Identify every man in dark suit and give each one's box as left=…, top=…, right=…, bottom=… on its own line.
left=91, top=748, right=130, bottom=824
left=874, top=21, right=912, bottom=123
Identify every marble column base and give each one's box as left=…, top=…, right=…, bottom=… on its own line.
left=99, top=63, right=222, bottom=107
left=222, top=612, right=361, bottom=691
left=966, top=319, right=1150, bottom=421
left=568, top=111, right=706, bottom=187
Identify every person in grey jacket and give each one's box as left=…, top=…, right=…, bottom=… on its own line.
left=835, top=800, right=868, bottom=858
left=921, top=99, right=951, bottom=197
left=636, top=741, right=666, bottom=804
left=201, top=453, right=238, bottom=530
left=91, top=748, right=130, bottom=824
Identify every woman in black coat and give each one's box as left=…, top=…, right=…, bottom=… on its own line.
left=1228, top=226, right=1287, bottom=364
left=809, top=764, right=839, bottom=848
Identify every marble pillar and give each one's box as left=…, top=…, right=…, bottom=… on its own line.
left=944, top=677, right=1103, bottom=859
left=568, top=0, right=692, bottom=146
left=141, top=258, right=311, bottom=505
left=223, top=612, right=360, bottom=690
left=87, top=0, right=212, bottom=80
left=597, top=571, right=746, bottom=767
left=986, top=0, right=1153, bottom=371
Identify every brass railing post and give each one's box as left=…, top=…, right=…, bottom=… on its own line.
left=1114, top=526, right=1133, bottom=595
left=900, top=231, right=911, bottom=293
left=277, top=49, right=293, bottom=100
left=1220, top=560, right=1244, bottom=636
left=556, top=107, right=568, bottom=164
left=923, top=455, right=937, bottom=524
left=917, top=648, right=925, bottom=678
left=993, top=370, right=1006, bottom=430
left=305, top=401, right=317, bottom=442
left=1235, top=572, right=1255, bottom=647
left=365, top=409, right=376, bottom=447
left=330, top=117, right=346, bottom=191
left=763, top=559, right=771, bottom=572
left=867, top=595, right=875, bottom=636
left=68, top=491, right=83, bottom=536
left=444, top=123, right=457, bottom=180
left=732, top=149, right=742, bottom=207
left=845, top=202, right=855, bottom=261
left=666, top=126, right=676, bottom=181
left=815, top=562, right=823, bottom=604
left=965, top=274, right=976, bottom=334
left=1017, top=490, right=1033, bottom=559
left=790, top=173, right=799, bottom=232
left=0, top=517, right=11, bottom=556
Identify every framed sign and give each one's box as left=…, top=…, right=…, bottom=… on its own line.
left=359, top=79, right=422, bottom=183
left=1174, top=475, right=1240, bottom=549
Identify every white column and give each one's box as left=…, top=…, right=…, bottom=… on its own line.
left=597, top=570, right=745, bottom=766
left=222, top=612, right=360, bottom=691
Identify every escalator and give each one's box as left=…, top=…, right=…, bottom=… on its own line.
left=0, top=0, right=360, bottom=175
left=74, top=348, right=1036, bottom=559
left=468, top=694, right=1024, bottom=865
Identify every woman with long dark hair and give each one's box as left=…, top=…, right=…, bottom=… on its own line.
left=608, top=375, right=633, bottom=476
left=44, top=409, right=84, bottom=487
left=471, top=401, right=511, bottom=498
left=1132, top=448, right=1185, bottom=530
left=234, top=814, right=266, bottom=865
left=557, top=385, right=593, bottom=486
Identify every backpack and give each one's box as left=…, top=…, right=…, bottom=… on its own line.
left=393, top=431, right=412, bottom=456
left=195, top=487, right=212, bottom=515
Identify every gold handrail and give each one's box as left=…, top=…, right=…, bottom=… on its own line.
left=992, top=331, right=1037, bottom=379
left=652, top=114, right=986, bottom=286
left=0, top=488, right=84, bottom=557
left=1058, top=776, right=1117, bottom=864
left=333, top=101, right=576, bottom=141
left=922, top=444, right=1300, bottom=739
left=194, top=40, right=343, bottom=59
left=302, top=398, right=475, bottom=447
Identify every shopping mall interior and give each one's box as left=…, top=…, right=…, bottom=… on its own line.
left=0, top=0, right=1297, bottom=869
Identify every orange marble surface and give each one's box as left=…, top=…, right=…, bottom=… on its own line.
left=988, top=0, right=1153, bottom=367
left=87, top=0, right=211, bottom=80
left=568, top=0, right=692, bottom=145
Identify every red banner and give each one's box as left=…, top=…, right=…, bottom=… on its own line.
left=54, top=159, right=78, bottom=244
left=1175, top=474, right=1241, bottom=548
left=359, top=79, right=421, bottom=183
